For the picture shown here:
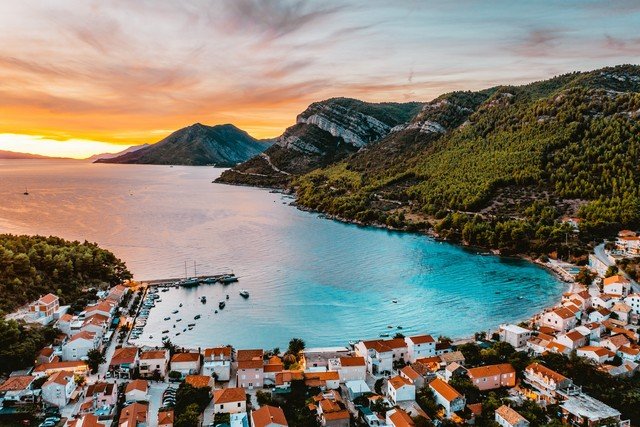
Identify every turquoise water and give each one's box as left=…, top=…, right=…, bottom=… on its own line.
left=0, top=160, right=564, bottom=348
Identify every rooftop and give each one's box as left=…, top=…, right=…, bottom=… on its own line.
left=561, top=393, right=621, bottom=421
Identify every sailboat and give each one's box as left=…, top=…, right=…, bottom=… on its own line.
left=179, top=261, right=199, bottom=287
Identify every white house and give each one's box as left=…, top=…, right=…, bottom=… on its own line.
left=170, top=352, right=201, bottom=376
left=495, top=405, right=530, bottom=427
left=327, top=356, right=366, bottom=383
left=555, top=330, right=588, bottom=351
left=611, top=302, right=632, bottom=324
left=624, top=293, right=640, bottom=315
left=499, top=324, right=533, bottom=350
left=588, top=308, right=611, bottom=323
left=387, top=375, right=415, bottom=404
left=617, top=346, right=640, bottom=363
left=576, top=346, right=615, bottom=364
left=213, top=388, right=246, bottom=415
left=603, top=275, right=631, bottom=297
left=355, top=338, right=406, bottom=374
left=429, top=378, right=465, bottom=418
left=125, top=379, right=148, bottom=402
left=592, top=294, right=617, bottom=310
left=540, top=307, right=577, bottom=332
left=203, top=347, right=232, bottom=381
left=62, top=331, right=99, bottom=361
left=41, top=371, right=76, bottom=407
left=139, top=350, right=170, bottom=379
left=404, top=335, right=436, bottom=362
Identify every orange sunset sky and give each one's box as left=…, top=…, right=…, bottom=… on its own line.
left=1, top=0, right=639, bottom=158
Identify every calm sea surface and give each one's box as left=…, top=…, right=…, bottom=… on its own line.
left=0, top=160, right=563, bottom=348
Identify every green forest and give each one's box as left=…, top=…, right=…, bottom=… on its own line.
left=295, top=65, right=640, bottom=254
left=0, top=234, right=131, bottom=313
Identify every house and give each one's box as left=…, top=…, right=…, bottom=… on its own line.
left=589, top=307, right=611, bottom=323
left=603, top=275, right=631, bottom=297
left=139, top=349, right=170, bottom=379
left=540, top=307, right=577, bottom=332
left=429, top=378, right=465, bottom=418
left=444, top=362, right=466, bottom=382
left=466, top=363, right=516, bottom=391
left=555, top=330, right=588, bottom=351
left=400, top=365, right=424, bottom=388
left=624, top=293, right=640, bottom=315
left=62, top=331, right=99, bottom=361
left=495, top=405, right=530, bottom=427
left=404, top=335, right=436, bottom=362
left=236, top=349, right=264, bottom=389
left=576, top=346, right=615, bottom=364
left=601, top=361, right=639, bottom=377
left=0, top=376, right=36, bottom=405
left=387, top=375, right=415, bottom=404
left=314, top=391, right=350, bottom=427
left=523, top=363, right=572, bottom=404
left=170, top=352, right=201, bottom=376
left=28, top=293, right=60, bottom=324
left=302, top=347, right=351, bottom=370
left=263, top=356, right=284, bottom=385
left=83, top=381, right=116, bottom=414
left=575, top=322, right=603, bottom=343
left=386, top=408, right=415, bottom=427
left=611, top=302, right=632, bottom=324
left=185, top=375, right=214, bottom=390
left=33, top=360, right=89, bottom=377
left=68, top=414, right=107, bottom=427
left=57, top=313, right=75, bottom=336
left=327, top=356, right=366, bottom=382
left=592, top=294, right=617, bottom=310
left=36, top=347, right=56, bottom=365
left=213, top=387, right=246, bottom=415
left=158, top=409, right=174, bottom=427
left=498, top=324, right=533, bottom=349
left=251, top=405, right=288, bottom=427
left=106, top=284, right=128, bottom=304
left=41, top=371, right=76, bottom=407
left=601, top=334, right=630, bottom=352
left=617, top=346, right=640, bottom=362
left=355, top=338, right=407, bottom=374
left=345, top=380, right=371, bottom=400
left=304, top=371, right=340, bottom=390
left=203, top=347, right=232, bottom=381
left=84, top=301, right=116, bottom=320
left=119, top=402, right=148, bottom=427
left=125, top=379, right=148, bottom=402
left=439, top=351, right=465, bottom=366
left=560, top=392, right=622, bottom=427
left=81, top=315, right=108, bottom=339
left=110, top=347, right=138, bottom=379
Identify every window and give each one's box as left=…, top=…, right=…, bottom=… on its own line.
left=237, top=402, right=241, bottom=407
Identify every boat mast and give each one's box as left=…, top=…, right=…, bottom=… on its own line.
left=194, top=261, right=197, bottom=278
left=184, top=261, right=187, bottom=280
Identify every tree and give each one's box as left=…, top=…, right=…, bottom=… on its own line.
left=175, top=403, right=200, bottom=427
left=605, top=265, right=619, bottom=277
left=287, top=338, right=306, bottom=357
left=257, top=390, right=273, bottom=407
left=87, top=348, right=106, bottom=374
left=374, top=378, right=384, bottom=395
left=575, top=267, right=595, bottom=286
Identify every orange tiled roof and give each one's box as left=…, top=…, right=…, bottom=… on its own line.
left=238, top=359, right=263, bottom=370
left=339, top=356, right=365, bottom=367
left=389, top=375, right=413, bottom=390
left=185, top=375, right=213, bottom=389
left=0, top=376, right=34, bottom=392
left=400, top=366, right=420, bottom=381
left=237, top=349, right=263, bottom=361
left=526, top=363, right=568, bottom=383
left=408, top=335, right=435, bottom=345
left=158, top=409, right=174, bottom=425
left=495, top=405, right=527, bottom=426
left=252, top=405, right=288, bottom=427
left=140, top=350, right=168, bottom=360
left=171, top=352, right=200, bottom=363
left=429, top=378, right=462, bottom=402
left=389, top=408, right=415, bottom=427
left=39, top=293, right=59, bottom=305
left=125, top=379, right=148, bottom=393
left=119, top=402, right=148, bottom=426
left=603, top=275, right=630, bottom=285
left=34, top=360, right=88, bottom=373
left=69, top=331, right=96, bottom=342
left=466, top=363, right=515, bottom=379
left=213, top=387, right=245, bottom=404
left=110, top=347, right=138, bottom=366
left=204, top=347, right=232, bottom=359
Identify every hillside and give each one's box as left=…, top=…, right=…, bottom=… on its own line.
left=215, top=98, right=423, bottom=186
left=97, top=123, right=271, bottom=166
left=85, top=144, right=148, bottom=161
left=0, top=150, right=67, bottom=160
left=294, top=65, right=640, bottom=255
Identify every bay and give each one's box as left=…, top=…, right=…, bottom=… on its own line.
left=0, top=160, right=563, bottom=349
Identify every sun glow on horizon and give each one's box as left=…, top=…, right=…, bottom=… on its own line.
left=0, top=134, right=133, bottom=159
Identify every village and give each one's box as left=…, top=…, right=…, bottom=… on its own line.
left=1, top=230, right=640, bottom=427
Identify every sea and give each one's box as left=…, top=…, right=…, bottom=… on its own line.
left=0, top=160, right=564, bottom=349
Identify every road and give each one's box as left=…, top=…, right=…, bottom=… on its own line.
left=594, top=243, right=640, bottom=293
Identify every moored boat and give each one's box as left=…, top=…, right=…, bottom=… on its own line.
left=218, top=301, right=225, bottom=309
left=239, top=290, right=249, bottom=298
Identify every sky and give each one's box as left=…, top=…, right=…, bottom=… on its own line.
left=0, top=0, right=639, bottom=158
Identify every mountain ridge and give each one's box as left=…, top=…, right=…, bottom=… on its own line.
left=97, top=123, right=271, bottom=166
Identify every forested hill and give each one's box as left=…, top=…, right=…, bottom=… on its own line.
left=0, top=234, right=131, bottom=313
left=295, top=65, right=640, bottom=255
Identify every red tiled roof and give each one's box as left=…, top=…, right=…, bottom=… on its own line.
left=39, top=293, right=59, bottom=305
left=429, top=378, right=462, bottom=402
left=185, top=375, right=213, bottom=389
left=170, top=352, right=200, bottom=363
left=213, top=387, right=245, bottom=404
left=252, top=405, right=288, bottom=427
left=140, top=350, right=168, bottom=360
left=158, top=409, right=174, bottom=425
left=339, top=356, right=365, bottom=367
left=125, top=379, right=148, bottom=393
left=408, top=335, right=435, bottom=345
left=389, top=375, right=413, bottom=390
left=0, top=376, right=34, bottom=392
left=467, top=363, right=515, bottom=379
left=110, top=347, right=138, bottom=366
left=204, top=347, right=232, bottom=359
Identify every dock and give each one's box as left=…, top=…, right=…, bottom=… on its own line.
left=142, top=273, right=236, bottom=288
